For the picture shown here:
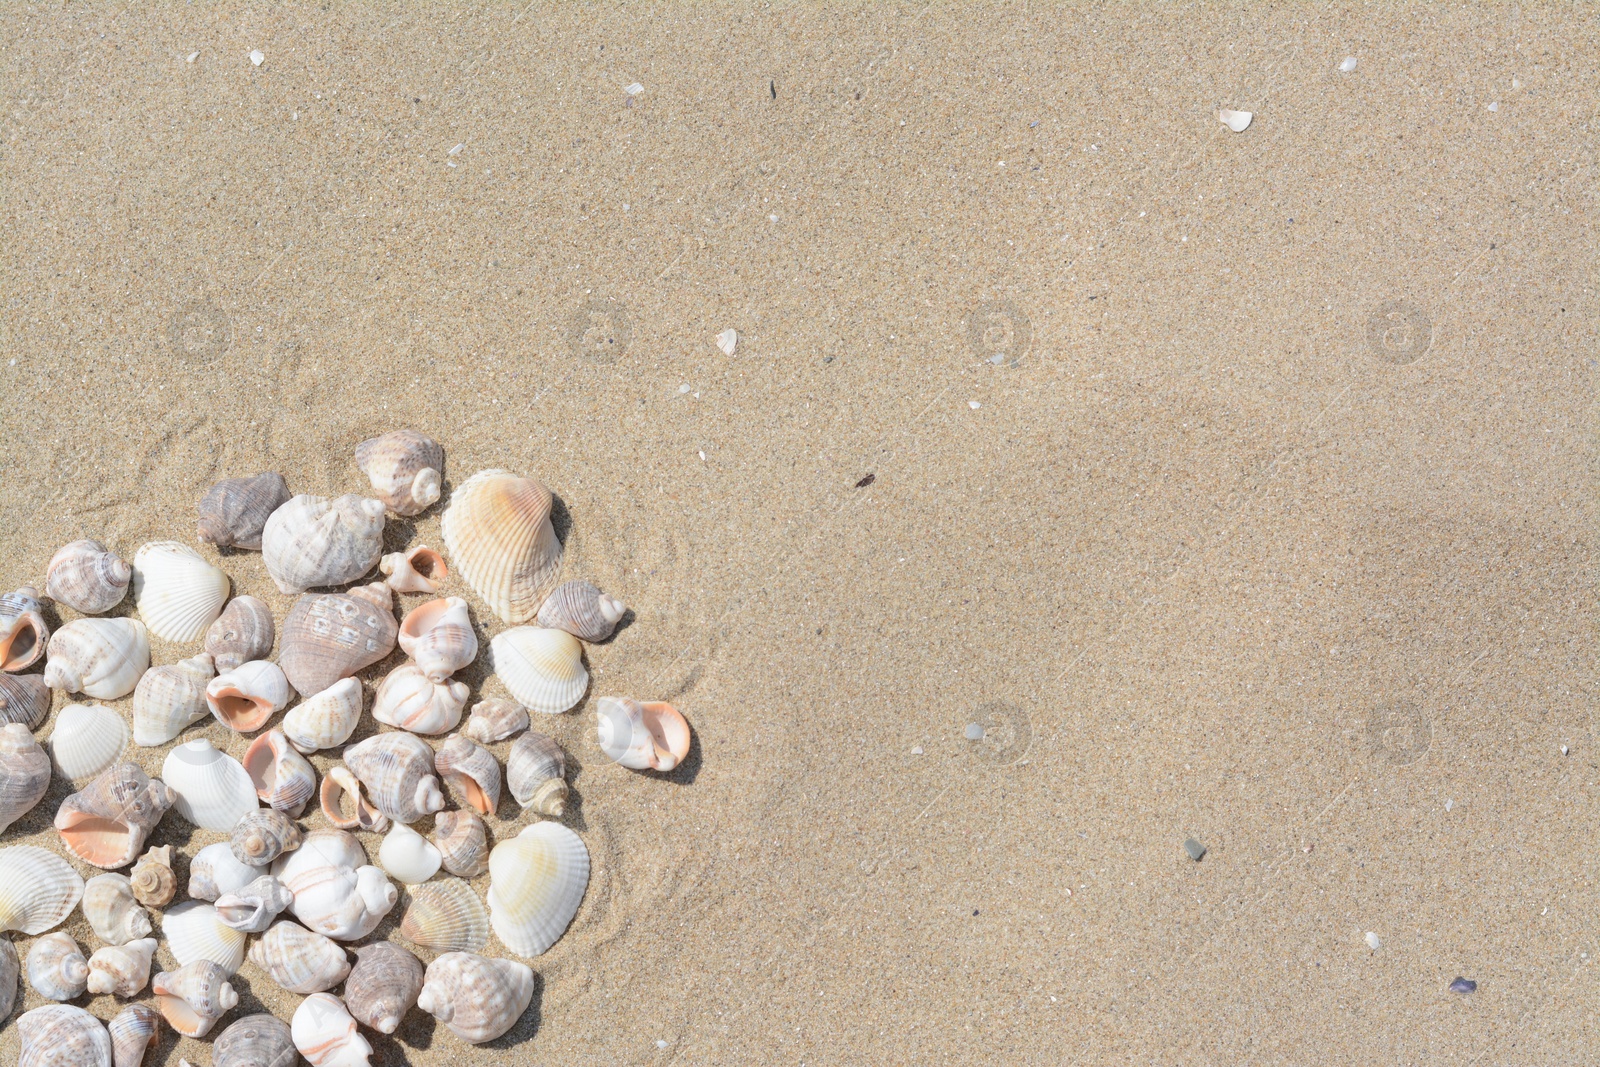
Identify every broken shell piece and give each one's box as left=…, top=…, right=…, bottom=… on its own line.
left=356, top=430, right=444, bottom=516
left=55, top=762, right=176, bottom=869
left=43, top=618, right=149, bottom=700
left=343, top=731, right=444, bottom=824
left=0, top=722, right=49, bottom=835
left=378, top=823, right=441, bottom=884
left=196, top=472, right=291, bottom=550
left=486, top=821, right=590, bottom=956
left=373, top=663, right=469, bottom=734
left=82, top=874, right=152, bottom=945
left=86, top=936, right=157, bottom=997
left=0, top=846, right=85, bottom=935
left=280, top=676, right=364, bottom=755
left=1218, top=108, right=1253, bottom=132
left=277, top=584, right=396, bottom=697
left=131, top=541, right=231, bottom=643
left=262, top=493, right=387, bottom=594
left=291, top=992, right=371, bottom=1067
left=230, top=808, right=303, bottom=866
left=152, top=959, right=238, bottom=1038
left=247, top=920, right=349, bottom=994
left=416, top=952, right=534, bottom=1044
left=344, top=942, right=423, bottom=1035
left=461, top=697, right=528, bottom=744
left=188, top=842, right=262, bottom=902
left=489, top=626, right=588, bottom=714
left=400, top=878, right=489, bottom=953
left=0, top=587, right=48, bottom=673
left=507, top=732, right=569, bottom=816
left=204, top=595, right=275, bottom=672
left=215, top=875, right=295, bottom=934
left=397, top=597, right=478, bottom=682
left=320, top=766, right=390, bottom=833
left=48, top=702, right=130, bottom=785
left=128, top=846, right=176, bottom=908
left=206, top=660, right=293, bottom=733
left=162, top=901, right=248, bottom=974
left=45, top=541, right=131, bottom=615
left=131, top=653, right=215, bottom=747
left=715, top=328, right=738, bottom=355
left=1338, top=56, right=1358, bottom=73
left=242, top=728, right=316, bottom=816
left=27, top=932, right=88, bottom=1001
left=107, top=1003, right=161, bottom=1067
left=16, top=1003, right=112, bottom=1067
left=435, top=735, right=501, bottom=815
left=440, top=469, right=563, bottom=624
left=432, top=809, right=489, bottom=878
left=536, top=579, right=626, bottom=642
left=214, top=1013, right=297, bottom=1067
left=0, top=673, right=51, bottom=730
left=596, top=696, right=692, bottom=771
left=380, top=545, right=448, bottom=594
left=163, top=739, right=258, bottom=831
left=273, top=830, right=397, bottom=941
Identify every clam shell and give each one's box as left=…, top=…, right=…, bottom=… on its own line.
left=206, top=660, right=293, bottom=733
left=487, top=821, right=589, bottom=956
left=343, top=730, right=444, bottom=824
left=161, top=901, right=248, bottom=975
left=151, top=959, right=238, bottom=1037
left=45, top=541, right=131, bottom=615
left=131, top=541, right=231, bottom=643
left=377, top=822, right=441, bottom=884
left=26, top=932, right=88, bottom=1001
left=489, top=626, right=588, bottom=714
left=107, top=1003, right=160, bottom=1067
left=380, top=545, right=448, bottom=594
left=291, top=991, right=371, bottom=1067
left=214, top=1013, right=297, bottom=1067
left=280, top=676, right=364, bottom=755
left=204, top=595, right=275, bottom=672
left=86, top=937, right=157, bottom=997
left=416, top=952, right=534, bottom=1044
left=400, top=878, right=489, bottom=953
left=344, top=941, right=423, bottom=1035
left=163, top=739, right=259, bottom=830
left=82, top=873, right=152, bottom=945
left=47, top=703, right=129, bottom=784
left=262, top=493, right=387, bottom=594
left=55, top=762, right=175, bottom=869
left=247, top=920, right=349, bottom=994
left=372, top=663, right=468, bottom=735
left=536, top=579, right=627, bottom=642
left=441, top=469, right=563, bottom=624
left=277, top=584, right=396, bottom=697
left=230, top=808, right=303, bottom=866
left=0, top=586, right=48, bottom=673
left=242, top=728, right=317, bottom=815
left=0, top=935, right=15, bottom=1025
left=215, top=875, right=295, bottom=934
left=397, top=596, right=477, bottom=682
left=0, top=722, right=50, bottom=834
left=319, top=765, right=389, bottom=833
left=42, top=618, right=149, bottom=700
left=435, top=734, right=501, bottom=815
left=273, top=829, right=397, bottom=941
left=356, top=429, right=444, bottom=516
left=597, top=696, right=692, bottom=771
left=0, top=673, right=51, bottom=730
left=16, top=1003, right=112, bottom=1067
left=461, top=697, right=528, bottom=744
left=188, top=842, right=263, bottom=902
left=196, top=472, right=291, bottom=550
left=432, top=809, right=489, bottom=879
left=506, top=731, right=569, bottom=816
left=0, top=846, right=84, bottom=935
left=128, top=845, right=176, bottom=907
left=131, top=653, right=214, bottom=746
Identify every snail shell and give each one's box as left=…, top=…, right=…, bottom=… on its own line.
left=196, top=472, right=291, bottom=550
left=128, top=845, right=176, bottom=907
left=131, top=653, right=214, bottom=747
left=262, top=493, right=387, bottom=594
left=55, top=762, right=175, bottom=869
left=47, top=702, right=129, bottom=785
left=215, top=875, right=295, bottom=934
left=86, top=936, right=157, bottom=997
left=45, top=541, right=130, bottom=615
left=161, top=900, right=248, bottom=974
left=487, top=821, right=590, bottom=957
left=280, top=676, right=364, bottom=755
left=246, top=920, right=349, bottom=994
left=206, top=659, right=293, bottom=733
left=0, top=587, right=48, bottom=673
left=344, top=941, right=423, bottom=1035
left=106, top=1002, right=160, bottom=1067
left=82, top=873, right=152, bottom=945
left=441, top=469, right=563, bottom=624
left=379, top=545, right=447, bottom=594
left=0, top=845, right=84, bottom=935
left=507, top=732, right=569, bottom=816
left=536, top=579, right=627, bottom=642
left=16, top=1003, right=112, bottom=1067
left=596, top=696, right=692, bottom=772
left=372, top=663, right=468, bottom=735
left=432, top=809, right=489, bottom=878
left=0, top=934, right=18, bottom=1023
left=319, top=765, right=389, bottom=833
left=272, top=829, right=397, bottom=942
left=460, top=697, right=528, bottom=745
left=162, top=738, right=259, bottom=831
left=377, top=822, right=440, bottom=884
left=130, top=541, right=231, bottom=643
left=204, top=595, right=275, bottom=673
left=416, top=951, right=534, bottom=1044
left=291, top=991, right=371, bottom=1067
left=399, top=878, right=489, bottom=954
left=488, top=626, right=588, bottom=714
left=0, top=673, right=51, bottom=730
left=0, top=722, right=49, bottom=835
left=42, top=618, right=148, bottom=700
left=343, top=731, right=445, bottom=824
left=397, top=596, right=478, bottom=682
left=213, top=1013, right=297, bottom=1067
left=277, top=583, right=396, bottom=697
left=435, top=734, right=501, bottom=815
left=355, top=429, right=444, bottom=516
left=187, top=841, right=262, bottom=902
left=230, top=808, right=303, bottom=866
left=242, top=728, right=317, bottom=816
left=26, top=932, right=88, bottom=1001
left=151, top=959, right=238, bottom=1038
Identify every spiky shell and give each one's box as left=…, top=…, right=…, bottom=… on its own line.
left=486, top=821, right=590, bottom=956
left=355, top=430, right=444, bottom=516
left=488, top=626, right=588, bottom=714
left=344, top=941, right=423, bottom=1035
left=45, top=541, right=131, bottom=615
left=276, top=584, right=396, bottom=697
left=42, top=619, right=148, bottom=701
left=128, top=845, right=176, bottom=907
left=261, top=493, right=386, bottom=594
left=131, top=653, right=214, bottom=747
left=196, top=472, right=290, bottom=550
left=131, top=541, right=231, bottom=643
left=441, top=469, right=563, bottom=623
left=204, top=595, right=275, bottom=672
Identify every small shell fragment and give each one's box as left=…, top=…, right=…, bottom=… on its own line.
left=1218, top=108, right=1253, bottom=132
left=380, top=545, right=448, bottom=594
left=715, top=328, right=738, bottom=355
left=378, top=822, right=441, bottom=885
left=1338, top=56, right=1358, bottom=73
left=215, top=875, right=295, bottom=934
left=1364, top=931, right=1381, bottom=951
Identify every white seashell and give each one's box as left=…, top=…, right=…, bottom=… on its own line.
left=0, top=846, right=84, bottom=935
left=45, top=541, right=131, bottom=615
left=536, top=579, right=627, bottom=642
left=26, top=932, right=88, bottom=1001
left=273, top=830, right=397, bottom=942
left=416, top=952, right=534, bottom=1044
left=715, top=327, right=738, bottom=355
left=435, top=734, right=500, bottom=815
left=372, top=663, right=468, bottom=735
left=461, top=697, right=528, bottom=744
left=247, top=920, right=349, bottom=994
left=215, top=876, right=295, bottom=934
left=489, top=626, right=588, bottom=714
left=280, top=676, right=365, bottom=755
left=161, top=901, right=248, bottom=974
left=196, top=472, right=291, bottom=550
left=1218, top=108, right=1253, bottom=132
left=131, top=541, right=231, bottom=643
left=163, top=739, right=259, bottom=830
left=0, top=673, right=51, bottom=730
left=187, top=841, right=262, bottom=902
left=506, top=732, right=568, bottom=816
left=242, top=728, right=317, bottom=816
left=204, top=595, right=275, bottom=672
left=85, top=936, right=157, bottom=997
left=319, top=765, right=389, bottom=833
left=47, top=703, right=129, bottom=784
left=262, top=493, right=387, bottom=594
left=151, top=959, right=238, bottom=1037
left=0, top=587, right=48, bottom=673
left=486, top=822, right=590, bottom=956
left=292, top=992, right=372, bottom=1067
left=43, top=618, right=149, bottom=700
left=432, top=809, right=488, bottom=879
left=355, top=430, right=444, bottom=516
left=1338, top=55, right=1358, bottom=73
left=380, top=545, right=448, bottom=593
left=82, top=873, right=152, bottom=945
left=0, top=722, right=50, bottom=834
left=596, top=696, right=692, bottom=772
left=343, top=942, right=423, bottom=1035
left=107, top=1003, right=160, bottom=1067
left=131, top=653, right=214, bottom=746
left=378, top=822, right=441, bottom=885
left=397, top=597, right=477, bottom=682
left=441, top=469, right=563, bottom=623
left=206, top=660, right=293, bottom=733
left=400, top=878, right=488, bottom=953
left=343, top=731, right=444, bottom=824
left=17, top=1003, right=112, bottom=1067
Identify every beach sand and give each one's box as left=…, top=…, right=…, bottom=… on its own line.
left=1, top=3, right=1596, bottom=1063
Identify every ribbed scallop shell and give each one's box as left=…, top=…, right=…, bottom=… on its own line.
left=280, top=676, right=364, bottom=755
left=86, top=936, right=157, bottom=997
left=47, top=703, right=129, bottom=784
left=131, top=653, right=214, bottom=747
left=188, top=842, right=262, bottom=902
left=416, top=952, right=534, bottom=1044
left=82, top=874, right=152, bottom=944
left=596, top=696, right=692, bottom=772
left=247, top=920, right=349, bottom=994
left=380, top=545, right=448, bottom=594
left=196, top=472, right=291, bottom=550
left=215, top=875, right=295, bottom=934
left=435, top=734, right=501, bottom=815
left=0, top=722, right=49, bottom=834
left=344, top=941, right=423, bottom=1035
left=16, top=1003, right=112, bottom=1067
left=536, top=579, right=627, bottom=642
left=55, top=763, right=175, bottom=869
left=206, top=660, right=293, bottom=733
left=400, top=879, right=488, bottom=954
left=162, top=739, right=259, bottom=831
left=343, top=731, right=444, bottom=824
left=441, top=469, right=563, bottom=624
left=243, top=728, right=316, bottom=816
left=506, top=732, right=569, bottom=816
left=214, top=1013, right=297, bottom=1067
left=230, top=809, right=303, bottom=866
left=107, top=1003, right=160, bottom=1067
left=151, top=959, right=239, bottom=1037
left=356, top=429, right=444, bottom=516
left=45, top=541, right=131, bottom=614
left=161, top=901, right=248, bottom=975
left=432, top=809, right=489, bottom=879
left=319, top=765, right=389, bottom=833
left=0, top=587, right=48, bottom=673
left=486, top=822, right=590, bottom=956
left=372, top=664, right=468, bottom=735
left=377, top=822, right=440, bottom=884
left=128, top=845, right=176, bottom=907
left=204, top=595, right=275, bottom=672
left=397, top=596, right=477, bottom=682
left=262, top=493, right=387, bottom=594
left=26, top=932, right=88, bottom=1001
left=131, top=542, right=231, bottom=643
left=461, top=697, right=528, bottom=744
left=0, top=673, right=51, bottom=730
left=273, top=830, right=397, bottom=942
left=489, top=626, right=588, bottom=714
left=42, top=618, right=149, bottom=700
left=291, top=992, right=371, bottom=1067
left=277, top=584, right=396, bottom=697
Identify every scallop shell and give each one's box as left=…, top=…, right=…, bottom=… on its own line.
left=277, top=584, right=396, bottom=697
left=107, top=1002, right=161, bottom=1067
left=214, top=1013, right=297, bottom=1067
left=0, top=935, right=18, bottom=1023
left=0, top=587, right=48, bottom=673
left=206, top=660, right=293, bottom=733
left=291, top=991, right=371, bottom=1067
left=356, top=430, right=444, bottom=516
left=131, top=653, right=214, bottom=746
left=131, top=541, right=231, bottom=643
left=163, top=739, right=259, bottom=830
left=377, top=822, right=440, bottom=884
left=460, top=697, right=528, bottom=744
left=204, top=595, right=275, bottom=672
left=0, top=846, right=84, bottom=935
left=371, top=664, right=467, bottom=736
left=597, top=696, right=692, bottom=771
left=242, top=728, right=316, bottom=816
left=230, top=808, right=303, bottom=866
left=319, top=765, right=389, bottom=833
left=47, top=703, right=129, bottom=784
left=489, top=626, right=588, bottom=714
left=343, top=731, right=445, bottom=824
left=397, top=596, right=477, bottom=682
left=27, top=932, right=88, bottom=1001
left=272, top=830, right=397, bottom=942
left=196, top=472, right=291, bottom=550
left=441, top=469, right=563, bottom=624
left=280, top=676, right=364, bottom=755
left=16, top=1003, right=112, bottom=1067
left=262, top=493, right=387, bottom=594
left=188, top=842, right=263, bottom=902
left=416, top=952, right=534, bottom=1044
left=82, top=873, right=152, bottom=945
left=151, top=959, right=238, bottom=1037
left=380, top=545, right=448, bottom=594
left=55, top=762, right=175, bottom=869
left=45, top=541, right=131, bottom=615
left=435, top=734, right=501, bottom=815
left=215, top=875, right=295, bottom=934
left=487, top=821, right=590, bottom=956
left=506, top=732, right=569, bottom=816
left=536, top=579, right=627, bottom=642
left=0, top=722, right=49, bottom=834
left=86, top=936, right=157, bottom=997
left=161, top=901, right=248, bottom=974
left=400, top=878, right=489, bottom=953
left=128, top=845, right=175, bottom=908
left=432, top=809, right=489, bottom=879
left=247, top=920, right=349, bottom=994
left=344, top=941, right=423, bottom=1035
left=0, top=673, right=51, bottom=730
left=42, top=618, right=149, bottom=700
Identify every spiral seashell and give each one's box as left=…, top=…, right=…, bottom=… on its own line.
left=86, top=936, right=157, bottom=997
left=206, top=659, right=292, bottom=733
left=162, top=901, right=248, bottom=974
left=152, top=959, right=238, bottom=1037
left=435, top=734, right=501, bottom=815
left=343, top=730, right=445, bottom=824
left=537, top=579, right=627, bottom=642
left=247, top=920, right=349, bottom=994
left=461, top=697, right=528, bottom=744
left=356, top=429, right=444, bottom=516
left=0, top=722, right=49, bottom=834
left=432, top=809, right=489, bottom=879
left=196, top=472, right=291, bottom=550
left=55, top=762, right=175, bottom=869
left=0, top=934, right=18, bottom=1023
left=17, top=1003, right=112, bottom=1067
left=506, top=732, right=569, bottom=816
left=0, top=586, right=48, bottom=673
left=273, top=830, right=397, bottom=941
left=371, top=663, right=468, bottom=736
left=292, top=991, right=371, bottom=1067
left=215, top=875, right=295, bottom=934
left=441, top=469, right=564, bottom=624
left=416, top=952, right=535, bottom=1044
left=27, top=932, right=88, bottom=1001
left=43, top=618, right=148, bottom=700
left=107, top=1003, right=160, bottom=1067
left=188, top=841, right=263, bottom=902
left=163, top=738, right=259, bottom=830
left=380, top=544, right=448, bottom=594
left=82, top=873, right=152, bottom=945
left=400, top=878, right=489, bottom=953
left=489, top=625, right=588, bottom=714
left=214, top=1013, right=297, bottom=1067
left=130, top=652, right=214, bottom=747
left=127, top=845, right=175, bottom=907
left=397, top=596, right=477, bottom=682
left=0, top=846, right=84, bottom=935
left=487, top=821, right=590, bottom=956
left=597, top=696, right=692, bottom=772
left=45, top=541, right=131, bottom=615
left=277, top=583, right=396, bottom=696
left=47, top=702, right=129, bottom=785
left=377, top=822, right=440, bottom=884
left=344, top=941, right=423, bottom=1035
left=242, top=728, right=316, bottom=816
left=262, top=493, right=387, bottom=594
left=230, top=808, right=302, bottom=866
left=204, top=595, right=275, bottom=672
left=0, top=673, right=51, bottom=730
left=319, top=765, right=389, bottom=833
left=130, top=542, right=231, bottom=643
left=280, top=676, right=364, bottom=755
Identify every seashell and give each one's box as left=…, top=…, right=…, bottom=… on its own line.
left=16, top=1003, right=112, bottom=1067
left=0, top=586, right=48, bottom=673
left=0, top=673, right=51, bottom=730
left=280, top=676, right=364, bottom=755
left=380, top=545, right=448, bottom=594
left=356, top=429, right=444, bottom=516
left=397, top=596, right=478, bottom=682
left=206, top=659, right=293, bottom=733
left=441, top=469, right=564, bottom=624
left=273, top=830, right=397, bottom=941
left=372, top=663, right=468, bottom=735
left=215, top=875, right=295, bottom=934
left=188, top=842, right=263, bottom=902
left=461, top=697, right=528, bottom=744
left=0, top=846, right=84, bottom=935
left=151, top=959, right=238, bottom=1038
left=196, top=472, right=291, bottom=550
left=0, top=935, right=17, bottom=1023
left=1218, top=107, right=1253, bottom=132
left=127, top=845, right=175, bottom=908
left=343, top=731, right=445, bottom=824
left=291, top=992, right=371, bottom=1067
left=86, top=937, right=157, bottom=997
left=319, top=765, right=389, bottom=833
left=161, top=901, right=248, bottom=974
left=242, top=728, right=316, bottom=816
left=163, top=739, right=258, bottom=830
left=487, top=821, right=590, bottom=956
left=204, top=595, right=275, bottom=672
left=246, top=920, right=349, bottom=994
left=416, top=952, right=534, bottom=1044
left=435, top=734, right=501, bottom=815
left=262, top=493, right=387, bottom=594
left=344, top=941, right=423, bottom=1035
left=130, top=653, right=215, bottom=746
left=507, top=732, right=569, bottom=816
left=230, top=808, right=303, bottom=866
left=107, top=1003, right=160, bottom=1067
left=432, top=809, right=489, bottom=879
left=55, top=763, right=175, bottom=869
left=537, top=579, right=627, bottom=642
left=596, top=696, right=692, bottom=772
left=45, top=541, right=131, bottom=615
left=214, top=1013, right=297, bottom=1067
left=42, top=618, right=148, bottom=700
left=0, top=722, right=50, bottom=834
left=130, top=541, right=231, bottom=643
left=400, top=878, right=489, bottom=953
left=82, top=874, right=152, bottom=945
left=489, top=626, right=588, bottom=714
left=26, top=932, right=88, bottom=1001
left=377, top=822, right=441, bottom=884
left=46, top=703, right=129, bottom=784
left=277, top=583, right=397, bottom=696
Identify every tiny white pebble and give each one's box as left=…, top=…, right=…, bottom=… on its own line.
left=1338, top=56, right=1357, bottom=73
left=655, top=1039, right=668, bottom=1049
left=186, top=51, right=199, bottom=63
left=249, top=50, right=264, bottom=66
left=678, top=384, right=691, bottom=394
left=1445, top=799, right=1453, bottom=811
left=768, top=213, right=778, bottom=222
left=911, top=746, right=924, bottom=755
left=447, top=161, right=457, bottom=168
left=1364, top=931, right=1381, bottom=950
left=698, top=450, right=705, bottom=461
left=964, top=723, right=984, bottom=741
left=626, top=82, right=645, bottom=96
left=1513, top=78, right=1521, bottom=89
left=1560, top=744, right=1569, bottom=755
left=1487, top=101, right=1499, bottom=112
left=1217, top=108, right=1252, bottom=132
left=968, top=400, right=981, bottom=409
left=448, top=143, right=464, bottom=155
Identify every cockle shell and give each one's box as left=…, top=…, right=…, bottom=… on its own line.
left=0, top=722, right=49, bottom=834
left=0, top=846, right=84, bottom=935
left=45, top=541, right=131, bottom=615
left=214, top=1013, right=297, bottom=1067
left=0, top=935, right=18, bottom=1023
left=344, top=941, right=424, bottom=1035
left=432, top=809, right=489, bottom=878
left=292, top=992, right=371, bottom=1067
left=380, top=545, right=448, bottom=594
left=131, top=541, right=231, bottom=643
left=163, top=739, right=259, bottom=830
left=47, top=703, right=129, bottom=785
left=377, top=822, right=440, bottom=884
left=230, top=808, right=303, bottom=866
left=131, top=653, right=214, bottom=746
left=273, top=829, right=397, bottom=941
left=441, top=469, right=564, bottom=624
left=152, top=959, right=238, bottom=1037
left=55, top=762, right=175, bottom=869
left=86, top=936, right=157, bottom=997
left=161, top=901, right=248, bottom=974
left=0, top=673, right=51, bottom=730
left=356, top=429, right=444, bottom=516
left=43, top=618, right=149, bottom=700
left=0, top=586, right=48, bottom=673
left=107, top=1003, right=161, bottom=1067
left=372, top=663, right=468, bottom=735
left=204, top=595, right=275, bottom=672
left=400, top=878, right=489, bottom=953
left=537, top=579, right=627, bottom=642
left=128, top=845, right=175, bottom=907
left=188, top=841, right=263, bottom=902
left=416, top=952, right=535, bottom=1044
left=196, top=472, right=291, bottom=550
left=320, top=765, right=389, bottom=833
left=16, top=1003, right=112, bottom=1067
left=82, top=874, right=152, bottom=945
left=215, top=875, right=295, bottom=934
left=206, top=659, right=293, bottom=733
left=343, top=731, right=445, bottom=824
left=597, top=696, right=692, bottom=772
left=242, top=728, right=316, bottom=816
left=27, top=932, right=88, bottom=1001
left=435, top=734, right=501, bottom=815
left=487, top=821, right=590, bottom=956
left=277, top=583, right=396, bottom=697
left=398, top=596, right=477, bottom=682
left=461, top=697, right=528, bottom=744
left=247, top=920, right=349, bottom=994
left=507, top=732, right=569, bottom=816
left=262, top=493, right=387, bottom=594
left=489, top=626, right=588, bottom=714
left=280, top=676, right=364, bottom=755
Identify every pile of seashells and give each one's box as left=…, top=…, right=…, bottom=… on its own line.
left=0, top=430, right=692, bottom=1067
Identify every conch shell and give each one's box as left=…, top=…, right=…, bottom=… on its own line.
left=0, top=587, right=48, bottom=673
left=131, top=652, right=214, bottom=746
left=214, top=1014, right=297, bottom=1067
left=0, top=722, right=49, bottom=835
left=82, top=873, right=152, bottom=945
left=537, top=579, right=627, bottom=642
left=356, top=429, right=444, bottom=516
left=435, top=734, right=501, bottom=815
left=486, top=821, right=590, bottom=956
left=45, top=541, right=131, bottom=614
left=86, top=936, right=157, bottom=997
left=489, top=626, right=588, bottom=714
left=377, top=822, right=440, bottom=884
left=54, top=762, right=175, bottom=869
left=397, top=596, right=477, bottom=682
left=42, top=618, right=149, bottom=700
left=319, top=765, right=389, bottom=833
left=162, top=739, right=259, bottom=831
left=130, top=541, right=231, bottom=643
left=47, top=702, right=129, bottom=784
left=243, top=728, right=317, bottom=815
left=441, top=469, right=563, bottom=623
left=107, top=1003, right=161, bottom=1067
left=272, top=829, right=397, bottom=942
left=151, top=959, right=238, bottom=1038
left=400, top=878, right=489, bottom=954
left=416, top=952, right=534, bottom=1044
left=16, top=1004, right=112, bottom=1067
left=0, top=673, right=51, bottom=730
left=186, top=842, right=262, bottom=903
left=262, top=493, right=386, bottom=594
left=204, top=595, right=275, bottom=672
left=380, top=545, right=447, bottom=594
left=230, top=808, right=303, bottom=866
left=506, top=732, right=569, bottom=816
left=215, top=875, right=295, bottom=934
left=343, top=731, right=445, bottom=824
left=372, top=663, right=468, bottom=735
left=344, top=941, right=423, bottom=1035
left=461, top=697, right=528, bottom=744
left=277, top=584, right=396, bottom=697
left=128, top=845, right=176, bottom=907
left=291, top=992, right=371, bottom=1067
left=26, top=931, right=88, bottom=1001
left=596, top=696, right=692, bottom=771
left=206, top=659, right=293, bottom=733
left=0, top=845, right=85, bottom=935
left=432, top=809, right=489, bottom=879
left=280, top=676, right=364, bottom=755
left=196, top=472, right=291, bottom=550
left=247, top=920, right=349, bottom=994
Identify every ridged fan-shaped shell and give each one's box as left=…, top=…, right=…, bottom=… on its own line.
left=45, top=541, right=131, bottom=614
left=536, top=579, right=627, bottom=642
left=196, top=472, right=291, bottom=550
left=262, top=493, right=387, bottom=594
left=163, top=739, right=258, bottom=830
left=131, top=541, right=231, bottom=643
left=400, top=878, right=489, bottom=953
left=441, top=469, right=563, bottom=623
left=131, top=653, right=214, bottom=746
left=489, top=626, right=588, bottom=714
left=204, top=595, right=275, bottom=672
left=47, top=703, right=129, bottom=785
left=277, top=584, right=396, bottom=697
left=356, top=430, right=444, bottom=516
left=344, top=942, right=424, bottom=1035
left=486, top=821, right=590, bottom=956
left=42, top=619, right=149, bottom=700
left=161, top=901, right=248, bottom=975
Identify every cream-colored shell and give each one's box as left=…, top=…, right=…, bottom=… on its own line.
left=0, top=847, right=83, bottom=936
left=486, top=822, right=590, bottom=956
left=416, top=952, right=534, bottom=1044
left=85, top=936, right=157, bottom=997
left=291, top=992, right=371, bottom=1067
left=247, top=920, right=350, bottom=994
left=162, top=739, right=259, bottom=831
left=460, top=697, right=528, bottom=744
left=131, top=653, right=214, bottom=747
left=489, top=626, right=588, bottom=714
left=397, top=596, right=477, bottom=682
left=215, top=875, right=295, bottom=934
left=206, top=659, right=293, bottom=733
left=261, top=493, right=387, bottom=594
left=229, top=809, right=303, bottom=866
left=43, top=618, right=149, bottom=700
left=161, top=901, right=248, bottom=974
left=16, top=1003, right=112, bottom=1067
left=400, top=878, right=488, bottom=954
left=0, top=722, right=49, bottom=835
left=47, top=703, right=129, bottom=784
left=242, top=728, right=317, bottom=816
left=26, top=932, right=88, bottom=1001
left=272, top=830, right=397, bottom=942
left=377, top=822, right=441, bottom=885
left=151, top=959, right=239, bottom=1037
left=440, top=469, right=563, bottom=623
left=45, top=540, right=131, bottom=615
left=432, top=809, right=489, bottom=879
left=372, top=663, right=468, bottom=735
left=355, top=430, right=444, bottom=516
left=187, top=842, right=262, bottom=902
left=380, top=545, right=448, bottom=594
left=320, top=765, right=390, bottom=833
left=82, top=874, right=152, bottom=945
left=131, top=541, right=231, bottom=643
left=280, top=676, right=364, bottom=755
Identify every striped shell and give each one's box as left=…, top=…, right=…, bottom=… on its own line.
left=242, top=729, right=316, bottom=816
left=489, top=626, right=588, bottom=714
left=81, top=874, right=151, bottom=945
left=399, top=878, right=489, bottom=953
left=536, top=579, right=627, bottom=642
left=355, top=430, right=444, bottom=516
left=247, top=921, right=350, bottom=994
left=0, top=587, right=48, bottom=673
left=107, top=1003, right=160, bottom=1067
left=415, top=952, right=534, bottom=1044
left=344, top=942, right=424, bottom=1035
left=151, top=959, right=239, bottom=1037
left=214, top=1013, right=297, bottom=1067
left=432, top=809, right=489, bottom=879
left=441, top=469, right=563, bottom=623
left=55, top=763, right=175, bottom=870
left=397, top=596, right=477, bottom=682
left=26, top=932, right=87, bottom=1001
left=0, top=674, right=51, bottom=730
left=42, top=619, right=149, bottom=700
left=196, top=472, right=291, bottom=550
left=506, top=732, right=569, bottom=816
left=460, top=697, right=528, bottom=744
left=131, top=653, right=215, bottom=747
left=0, top=723, right=49, bottom=835
left=261, top=493, right=387, bottom=594
left=277, top=584, right=396, bottom=697
left=131, top=541, right=231, bottom=643
left=16, top=1003, right=112, bottom=1067
left=45, top=541, right=131, bottom=614
left=435, top=734, right=501, bottom=815
left=486, top=821, right=590, bottom=956
left=343, top=731, right=444, bottom=825
left=204, top=595, right=275, bottom=673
